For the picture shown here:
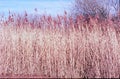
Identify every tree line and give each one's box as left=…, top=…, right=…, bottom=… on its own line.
left=72, top=0, right=120, bottom=21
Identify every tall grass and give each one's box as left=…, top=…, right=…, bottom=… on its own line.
left=0, top=12, right=120, bottom=78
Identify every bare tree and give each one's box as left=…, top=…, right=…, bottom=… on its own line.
left=118, top=0, right=120, bottom=19
left=108, top=0, right=120, bottom=20
left=72, top=0, right=109, bottom=19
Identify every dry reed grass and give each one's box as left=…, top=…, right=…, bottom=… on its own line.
left=0, top=12, right=120, bottom=78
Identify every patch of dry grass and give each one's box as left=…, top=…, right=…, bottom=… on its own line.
left=0, top=12, right=120, bottom=78
left=0, top=22, right=119, bottom=78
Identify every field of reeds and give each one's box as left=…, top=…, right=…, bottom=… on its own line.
left=0, top=12, right=120, bottom=78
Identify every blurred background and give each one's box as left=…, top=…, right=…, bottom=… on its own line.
left=0, top=0, right=72, bottom=16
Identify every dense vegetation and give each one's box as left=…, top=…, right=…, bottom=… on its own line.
left=0, top=11, right=120, bottom=78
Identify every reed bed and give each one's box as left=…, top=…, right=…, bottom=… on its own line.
left=0, top=12, right=120, bottom=78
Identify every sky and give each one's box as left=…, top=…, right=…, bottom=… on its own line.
left=0, top=0, right=72, bottom=16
